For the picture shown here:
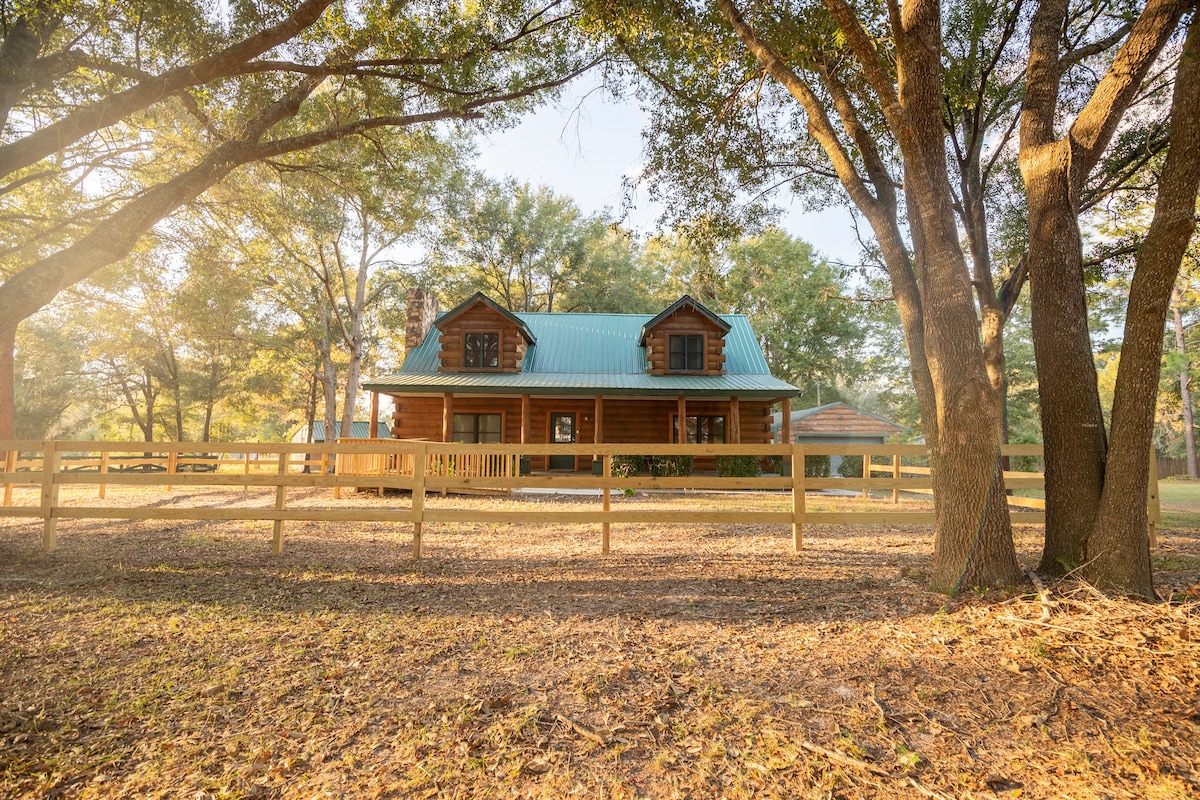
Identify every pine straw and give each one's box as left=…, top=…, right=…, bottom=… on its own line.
left=1, top=486, right=1198, bottom=799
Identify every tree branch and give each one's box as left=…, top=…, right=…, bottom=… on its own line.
left=1068, top=0, right=1189, bottom=193
left=1060, top=21, right=1134, bottom=69
left=0, top=0, right=336, bottom=180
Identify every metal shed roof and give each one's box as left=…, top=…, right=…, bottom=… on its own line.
left=293, top=421, right=390, bottom=442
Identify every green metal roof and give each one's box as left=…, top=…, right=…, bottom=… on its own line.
left=364, top=311, right=799, bottom=398
left=295, top=421, right=390, bottom=442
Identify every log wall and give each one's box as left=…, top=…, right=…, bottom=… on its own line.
left=388, top=395, right=775, bottom=470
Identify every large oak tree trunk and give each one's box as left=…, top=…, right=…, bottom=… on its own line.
left=893, top=0, right=1019, bottom=591
left=1020, top=0, right=1188, bottom=577
left=720, top=0, right=1018, bottom=589
left=1088, top=19, right=1200, bottom=597
left=1024, top=150, right=1108, bottom=573
left=0, top=324, right=14, bottom=439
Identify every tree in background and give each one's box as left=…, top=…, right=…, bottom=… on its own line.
left=13, top=314, right=93, bottom=439
left=429, top=177, right=611, bottom=312
left=232, top=129, right=461, bottom=443
left=560, top=227, right=666, bottom=313
left=723, top=227, right=864, bottom=389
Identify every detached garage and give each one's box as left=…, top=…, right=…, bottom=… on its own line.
left=771, top=402, right=908, bottom=474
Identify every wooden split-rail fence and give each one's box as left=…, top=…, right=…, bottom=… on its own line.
left=0, top=440, right=1160, bottom=558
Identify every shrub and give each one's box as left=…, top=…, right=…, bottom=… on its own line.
left=611, top=455, right=646, bottom=478
left=717, top=455, right=761, bottom=477
left=649, top=455, right=694, bottom=477
left=837, top=456, right=864, bottom=478
left=804, top=455, right=831, bottom=478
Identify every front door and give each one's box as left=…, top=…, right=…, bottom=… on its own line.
left=549, top=413, right=576, bottom=470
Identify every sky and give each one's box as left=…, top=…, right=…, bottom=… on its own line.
left=470, top=77, right=864, bottom=268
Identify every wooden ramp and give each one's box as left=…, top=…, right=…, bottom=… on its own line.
left=336, top=439, right=514, bottom=496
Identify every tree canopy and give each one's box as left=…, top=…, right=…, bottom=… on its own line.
left=0, top=0, right=602, bottom=436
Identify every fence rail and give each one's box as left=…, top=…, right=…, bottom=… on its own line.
left=1, top=439, right=1161, bottom=558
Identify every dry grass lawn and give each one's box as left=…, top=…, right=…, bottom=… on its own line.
left=1, top=485, right=1198, bottom=799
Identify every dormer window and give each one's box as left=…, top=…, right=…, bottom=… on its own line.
left=669, top=334, right=704, bottom=372
left=464, top=332, right=500, bottom=369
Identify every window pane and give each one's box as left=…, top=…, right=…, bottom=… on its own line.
left=464, top=332, right=479, bottom=367
left=482, top=333, right=499, bottom=368
left=687, top=335, right=703, bottom=370
left=552, top=414, right=575, bottom=443
left=669, top=335, right=684, bottom=371
left=479, top=414, right=502, bottom=443
left=684, top=415, right=726, bottom=444
left=464, top=332, right=500, bottom=368
left=451, top=414, right=477, bottom=443
left=668, top=334, right=704, bottom=371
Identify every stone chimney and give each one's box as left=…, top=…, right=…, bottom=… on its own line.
left=405, top=287, right=440, bottom=351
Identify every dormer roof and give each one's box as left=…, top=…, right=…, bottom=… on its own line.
left=433, top=292, right=537, bottom=345
left=638, top=295, right=731, bottom=346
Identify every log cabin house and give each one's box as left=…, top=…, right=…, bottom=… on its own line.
left=360, top=289, right=801, bottom=471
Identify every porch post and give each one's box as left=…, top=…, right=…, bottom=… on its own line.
left=594, top=395, right=604, bottom=452
left=369, top=391, right=380, bottom=439
left=728, top=396, right=740, bottom=444
left=442, top=393, right=454, bottom=442
left=677, top=395, right=687, bottom=443
left=521, top=394, right=531, bottom=444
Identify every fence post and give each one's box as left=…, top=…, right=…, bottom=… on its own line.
left=602, top=453, right=612, bottom=555
left=41, top=441, right=60, bottom=553
left=273, top=451, right=288, bottom=556
left=333, top=447, right=343, bottom=500
left=412, top=443, right=426, bottom=559
left=792, top=443, right=805, bottom=554
left=2, top=447, right=15, bottom=507
left=99, top=451, right=109, bottom=499
left=891, top=452, right=901, bottom=504
left=166, top=450, right=177, bottom=491
left=1148, top=453, right=1160, bottom=549
left=862, top=454, right=870, bottom=498
left=244, top=451, right=251, bottom=493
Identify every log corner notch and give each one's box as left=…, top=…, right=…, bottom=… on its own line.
left=781, top=397, right=792, bottom=445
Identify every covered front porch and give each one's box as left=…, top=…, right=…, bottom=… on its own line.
left=361, top=390, right=794, bottom=473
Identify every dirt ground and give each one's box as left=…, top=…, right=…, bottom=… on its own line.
left=1, top=486, right=1198, bottom=799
